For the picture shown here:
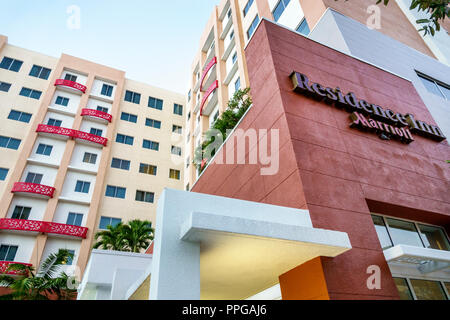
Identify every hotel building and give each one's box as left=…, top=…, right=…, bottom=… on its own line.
left=0, top=34, right=185, bottom=280
left=79, top=2, right=449, bottom=300
left=184, top=0, right=450, bottom=188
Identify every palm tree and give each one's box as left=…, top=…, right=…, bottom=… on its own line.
left=93, top=220, right=154, bottom=253
left=93, top=222, right=127, bottom=251
left=0, top=249, right=77, bottom=300
left=122, top=220, right=154, bottom=253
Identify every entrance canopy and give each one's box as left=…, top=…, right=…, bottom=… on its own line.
left=150, top=189, right=351, bottom=300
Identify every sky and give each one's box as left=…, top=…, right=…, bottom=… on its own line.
left=0, top=0, right=220, bottom=94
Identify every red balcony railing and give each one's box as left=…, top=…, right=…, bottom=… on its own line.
left=54, top=79, right=87, bottom=94
left=200, top=80, right=219, bottom=116
left=81, top=108, right=112, bottom=123
left=0, top=261, right=32, bottom=276
left=0, top=218, right=88, bottom=239
left=36, top=124, right=108, bottom=147
left=11, top=182, right=55, bottom=198
left=36, top=124, right=74, bottom=139
left=72, top=130, right=108, bottom=146
left=200, top=57, right=217, bottom=92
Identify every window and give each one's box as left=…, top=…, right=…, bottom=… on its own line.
left=371, top=215, right=393, bottom=250
left=55, top=96, right=69, bottom=106
left=0, top=245, right=18, bottom=261
left=0, top=81, right=11, bottom=92
left=143, top=139, right=159, bottom=151
left=145, top=118, right=161, bottom=129
left=135, top=190, right=154, bottom=203
left=386, top=218, right=425, bottom=248
left=243, top=0, right=254, bottom=17
left=418, top=224, right=450, bottom=251
left=372, top=214, right=450, bottom=252
left=12, top=206, right=31, bottom=220
left=139, top=163, right=157, bottom=175
left=29, top=65, right=51, bottom=80
left=75, top=180, right=91, bottom=194
left=417, top=73, right=450, bottom=100
left=188, top=90, right=191, bottom=102
left=227, top=8, right=232, bottom=18
left=19, top=87, right=42, bottom=100
left=99, top=216, right=122, bottom=229
left=64, top=249, right=75, bottom=265
left=235, top=77, right=241, bottom=92
left=101, top=84, right=113, bottom=97
left=105, top=185, right=126, bottom=199
left=174, top=104, right=183, bottom=116
left=0, top=57, right=23, bottom=72
left=171, top=146, right=182, bottom=156
left=83, top=152, right=97, bottom=164
left=97, top=106, right=109, bottom=113
left=186, top=156, right=190, bottom=168
left=8, top=110, right=32, bottom=123
left=0, top=168, right=8, bottom=181
left=187, top=111, right=191, bottom=121
left=172, top=125, right=182, bottom=134
left=148, top=96, right=164, bottom=110
left=67, top=212, right=83, bottom=226
left=232, top=52, right=238, bottom=65
left=409, top=279, right=448, bottom=300
left=116, top=134, right=134, bottom=146
left=169, top=169, right=181, bottom=180
left=111, top=158, right=131, bottom=170
left=296, top=18, right=310, bottom=36
left=90, top=128, right=103, bottom=136
left=47, top=118, right=62, bottom=127
left=393, top=278, right=414, bottom=300
left=36, top=143, right=53, bottom=156
left=213, top=110, right=220, bottom=123
left=186, top=184, right=190, bottom=191
left=25, top=172, right=43, bottom=184
left=230, top=30, right=235, bottom=41
left=273, top=0, right=291, bottom=22
left=125, top=90, right=141, bottom=104
left=120, top=112, right=138, bottom=123
left=247, top=15, right=260, bottom=39
left=64, top=73, right=77, bottom=82
left=0, top=136, right=21, bottom=150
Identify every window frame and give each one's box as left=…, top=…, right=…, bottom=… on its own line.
left=125, top=90, right=141, bottom=104
left=111, top=158, right=131, bottom=171
left=29, top=65, right=51, bottom=80
left=36, top=143, right=53, bottom=156
left=0, top=57, right=23, bottom=72
left=0, top=81, right=12, bottom=92
left=8, top=110, right=32, bottom=123
left=105, top=185, right=126, bottom=199
left=371, top=213, right=450, bottom=252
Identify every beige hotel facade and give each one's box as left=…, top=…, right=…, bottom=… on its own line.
left=0, top=34, right=185, bottom=277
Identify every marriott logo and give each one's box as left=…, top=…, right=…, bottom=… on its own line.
left=291, top=72, right=446, bottom=143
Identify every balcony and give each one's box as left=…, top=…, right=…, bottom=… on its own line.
left=0, top=218, right=88, bottom=239
left=11, top=182, right=55, bottom=198
left=36, top=124, right=73, bottom=140
left=36, top=124, right=107, bottom=147
left=54, top=79, right=87, bottom=94
left=0, top=261, right=32, bottom=276
left=200, top=80, right=219, bottom=116
left=72, top=130, right=108, bottom=147
left=200, top=57, right=217, bottom=92
left=81, top=108, right=112, bottom=123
